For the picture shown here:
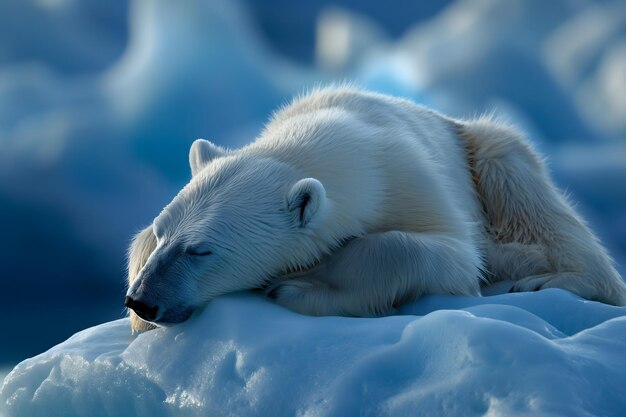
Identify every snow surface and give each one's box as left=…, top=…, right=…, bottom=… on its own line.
left=2, top=289, right=626, bottom=417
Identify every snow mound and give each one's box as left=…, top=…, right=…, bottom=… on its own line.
left=3, top=289, right=626, bottom=417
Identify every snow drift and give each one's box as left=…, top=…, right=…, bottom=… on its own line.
left=2, top=289, right=626, bottom=417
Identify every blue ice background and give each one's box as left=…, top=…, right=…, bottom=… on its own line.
left=0, top=0, right=624, bottom=366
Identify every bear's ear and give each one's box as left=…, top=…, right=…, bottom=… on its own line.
left=286, top=178, right=327, bottom=228
left=189, top=139, right=226, bottom=177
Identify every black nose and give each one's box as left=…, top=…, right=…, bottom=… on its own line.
left=125, top=296, right=159, bottom=322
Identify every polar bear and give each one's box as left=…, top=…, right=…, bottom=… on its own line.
left=125, top=87, right=626, bottom=331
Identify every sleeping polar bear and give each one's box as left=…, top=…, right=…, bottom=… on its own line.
left=125, top=87, right=626, bottom=331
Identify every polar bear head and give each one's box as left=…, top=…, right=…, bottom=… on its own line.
left=125, top=139, right=329, bottom=326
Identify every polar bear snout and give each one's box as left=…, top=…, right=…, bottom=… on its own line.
left=125, top=292, right=194, bottom=325
left=125, top=296, right=159, bottom=322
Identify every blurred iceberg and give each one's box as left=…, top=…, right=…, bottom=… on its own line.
left=544, top=1, right=626, bottom=135
left=0, top=0, right=128, bottom=74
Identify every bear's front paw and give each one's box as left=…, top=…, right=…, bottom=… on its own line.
left=265, top=279, right=334, bottom=315
left=509, top=274, right=552, bottom=293
left=265, top=279, right=315, bottom=301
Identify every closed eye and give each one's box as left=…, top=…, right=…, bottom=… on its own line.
left=186, top=249, right=213, bottom=256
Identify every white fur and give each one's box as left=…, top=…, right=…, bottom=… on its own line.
left=126, top=87, right=626, bottom=330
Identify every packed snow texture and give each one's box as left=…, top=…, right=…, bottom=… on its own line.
left=3, top=290, right=626, bottom=417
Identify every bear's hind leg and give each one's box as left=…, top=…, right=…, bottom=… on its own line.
left=460, top=118, right=626, bottom=305
left=267, top=230, right=483, bottom=316
left=511, top=272, right=626, bottom=305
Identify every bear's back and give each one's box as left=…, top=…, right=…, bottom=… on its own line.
left=249, top=86, right=482, bottom=239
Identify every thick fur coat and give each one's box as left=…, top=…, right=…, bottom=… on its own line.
left=126, top=87, right=626, bottom=331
